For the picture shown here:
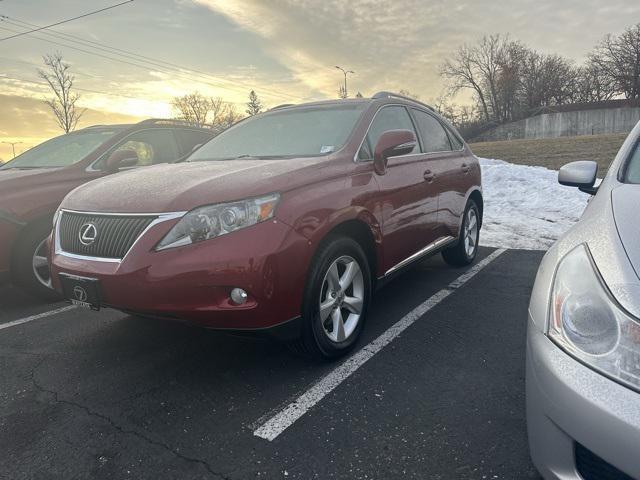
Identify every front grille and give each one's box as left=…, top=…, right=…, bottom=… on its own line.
left=575, top=443, right=633, bottom=480
left=59, top=211, right=156, bottom=259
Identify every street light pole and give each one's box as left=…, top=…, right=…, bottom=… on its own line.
left=335, top=65, right=354, bottom=98
left=2, top=141, right=23, bottom=158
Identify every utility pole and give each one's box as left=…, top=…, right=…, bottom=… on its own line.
left=2, top=141, right=22, bottom=158
left=335, top=65, right=354, bottom=98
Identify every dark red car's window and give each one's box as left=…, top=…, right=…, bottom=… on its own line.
left=359, top=106, right=419, bottom=161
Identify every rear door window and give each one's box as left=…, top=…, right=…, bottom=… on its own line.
left=106, top=129, right=179, bottom=166
left=411, top=109, right=453, bottom=153
left=359, top=106, right=418, bottom=161
left=175, top=129, right=214, bottom=156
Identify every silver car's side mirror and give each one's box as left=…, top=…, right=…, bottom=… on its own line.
left=558, top=161, right=599, bottom=195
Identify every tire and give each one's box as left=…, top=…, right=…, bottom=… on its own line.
left=442, top=199, right=480, bottom=267
left=288, top=235, right=372, bottom=360
left=12, top=220, right=61, bottom=301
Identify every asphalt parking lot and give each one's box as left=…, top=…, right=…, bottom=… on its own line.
left=0, top=247, right=544, bottom=480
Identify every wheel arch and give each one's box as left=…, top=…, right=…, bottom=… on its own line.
left=467, top=189, right=484, bottom=228
left=306, top=211, right=383, bottom=283
left=10, top=212, right=55, bottom=275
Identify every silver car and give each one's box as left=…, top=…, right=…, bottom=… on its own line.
left=527, top=121, right=640, bottom=480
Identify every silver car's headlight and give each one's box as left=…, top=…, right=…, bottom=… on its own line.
left=549, top=244, right=640, bottom=391
left=156, top=193, right=280, bottom=251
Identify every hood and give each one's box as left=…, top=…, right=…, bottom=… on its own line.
left=0, top=167, right=61, bottom=187
left=61, top=157, right=336, bottom=213
left=612, top=184, right=640, bottom=279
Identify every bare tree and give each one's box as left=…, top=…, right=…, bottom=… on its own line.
left=172, top=92, right=213, bottom=127
left=440, top=41, right=492, bottom=121
left=209, top=97, right=228, bottom=128
left=338, top=84, right=348, bottom=99
left=590, top=23, right=640, bottom=99
left=574, top=61, right=617, bottom=103
left=38, top=52, right=85, bottom=133
left=218, top=104, right=243, bottom=130
left=442, top=34, right=582, bottom=123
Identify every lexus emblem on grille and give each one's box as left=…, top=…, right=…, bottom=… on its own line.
left=73, top=286, right=88, bottom=302
left=79, top=223, right=98, bottom=246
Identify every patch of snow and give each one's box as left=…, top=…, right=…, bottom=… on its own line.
left=478, top=157, right=591, bottom=250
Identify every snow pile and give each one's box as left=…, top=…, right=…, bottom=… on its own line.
left=479, top=157, right=591, bottom=250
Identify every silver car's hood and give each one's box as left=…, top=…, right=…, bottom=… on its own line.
left=612, top=184, right=640, bottom=280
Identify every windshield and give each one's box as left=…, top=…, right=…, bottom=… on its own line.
left=189, top=103, right=366, bottom=161
left=625, top=140, right=640, bottom=183
left=0, top=128, right=123, bottom=169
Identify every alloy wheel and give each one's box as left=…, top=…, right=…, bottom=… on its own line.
left=464, top=208, right=478, bottom=257
left=318, top=255, right=364, bottom=343
left=32, top=238, right=52, bottom=289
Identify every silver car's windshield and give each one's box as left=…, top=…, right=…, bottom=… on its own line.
left=625, top=141, right=640, bottom=183
left=0, top=128, right=123, bottom=169
left=188, top=103, right=367, bottom=161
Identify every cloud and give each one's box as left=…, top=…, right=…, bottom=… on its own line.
left=194, top=0, right=640, bottom=103
left=0, top=94, right=143, bottom=160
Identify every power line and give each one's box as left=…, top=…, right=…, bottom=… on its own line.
left=0, top=23, right=291, bottom=99
left=0, top=16, right=295, bottom=102
left=0, top=73, right=154, bottom=102
left=0, top=0, right=134, bottom=42
left=4, top=16, right=291, bottom=100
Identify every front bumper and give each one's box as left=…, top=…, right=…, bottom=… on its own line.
left=50, top=217, right=312, bottom=332
left=526, top=314, right=640, bottom=479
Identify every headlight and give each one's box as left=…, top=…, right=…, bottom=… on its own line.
left=155, top=193, right=280, bottom=251
left=549, top=244, right=640, bottom=391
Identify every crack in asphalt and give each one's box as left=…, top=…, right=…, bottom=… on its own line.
left=28, top=361, right=234, bottom=480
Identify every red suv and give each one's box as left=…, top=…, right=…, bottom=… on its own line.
left=0, top=120, right=215, bottom=299
left=50, top=92, right=483, bottom=358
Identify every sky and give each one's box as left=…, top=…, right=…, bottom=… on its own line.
left=1, top=0, right=639, bottom=160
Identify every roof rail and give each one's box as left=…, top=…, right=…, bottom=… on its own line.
left=137, top=118, right=217, bottom=129
left=269, top=103, right=296, bottom=111
left=371, top=91, right=435, bottom=111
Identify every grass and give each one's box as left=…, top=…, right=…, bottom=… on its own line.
left=468, top=133, right=628, bottom=172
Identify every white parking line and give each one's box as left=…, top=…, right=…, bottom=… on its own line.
left=254, top=248, right=507, bottom=441
left=0, top=305, right=76, bottom=331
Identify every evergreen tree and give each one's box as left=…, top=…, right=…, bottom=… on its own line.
left=246, top=90, right=263, bottom=116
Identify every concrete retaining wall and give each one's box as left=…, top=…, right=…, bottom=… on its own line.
left=475, top=106, right=640, bottom=141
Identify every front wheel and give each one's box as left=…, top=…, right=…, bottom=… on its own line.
left=13, top=220, right=61, bottom=301
left=442, top=199, right=480, bottom=267
left=289, top=236, right=371, bottom=360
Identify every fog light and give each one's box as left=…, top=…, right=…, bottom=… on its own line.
left=230, top=288, right=248, bottom=305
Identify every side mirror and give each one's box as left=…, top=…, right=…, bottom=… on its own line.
left=373, top=129, right=417, bottom=175
left=558, top=161, right=598, bottom=195
left=104, top=149, right=139, bottom=172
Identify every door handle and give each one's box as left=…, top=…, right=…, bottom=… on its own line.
left=461, top=163, right=470, bottom=173
left=423, top=170, right=435, bottom=182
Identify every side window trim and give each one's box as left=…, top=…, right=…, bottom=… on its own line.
left=354, top=104, right=420, bottom=163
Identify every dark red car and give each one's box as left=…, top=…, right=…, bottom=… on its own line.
left=50, top=92, right=483, bottom=358
left=0, top=119, right=215, bottom=299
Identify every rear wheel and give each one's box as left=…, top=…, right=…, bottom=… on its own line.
left=442, top=199, right=480, bottom=267
left=289, top=236, right=371, bottom=360
left=13, top=220, right=61, bottom=301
